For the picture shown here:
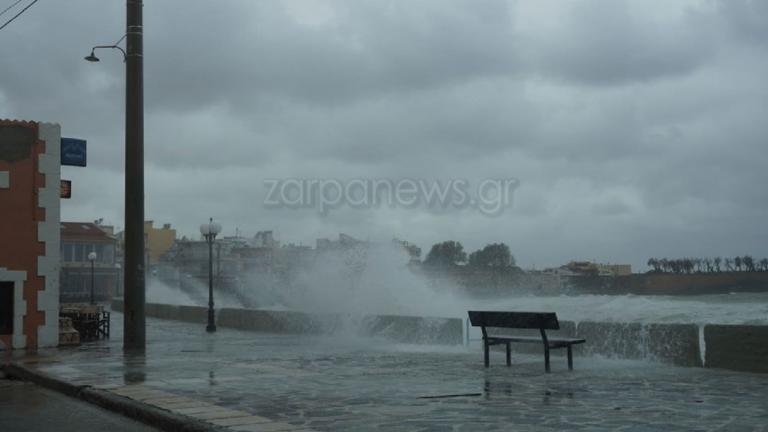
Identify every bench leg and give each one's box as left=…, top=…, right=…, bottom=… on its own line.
left=567, top=345, right=573, bottom=371
left=544, top=345, right=551, bottom=373
left=506, top=342, right=511, bottom=367
left=484, top=342, right=490, bottom=368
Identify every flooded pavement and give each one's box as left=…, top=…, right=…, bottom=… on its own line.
left=4, top=313, right=768, bottom=431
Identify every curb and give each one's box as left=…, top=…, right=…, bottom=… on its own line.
left=1, top=363, right=222, bottom=432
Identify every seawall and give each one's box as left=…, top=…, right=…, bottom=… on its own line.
left=111, top=300, right=767, bottom=374
left=491, top=321, right=701, bottom=367
left=111, top=300, right=463, bottom=345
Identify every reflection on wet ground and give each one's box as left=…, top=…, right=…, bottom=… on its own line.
left=5, top=313, right=768, bottom=431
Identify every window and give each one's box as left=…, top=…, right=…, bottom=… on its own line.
left=62, top=241, right=74, bottom=262
left=74, top=243, right=85, bottom=262
left=103, top=244, right=115, bottom=264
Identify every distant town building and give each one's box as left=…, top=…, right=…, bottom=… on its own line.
left=115, top=220, right=177, bottom=275
left=596, top=263, right=632, bottom=276
left=60, top=222, right=119, bottom=303
left=155, top=232, right=371, bottom=305
left=544, top=261, right=632, bottom=277
left=144, top=221, right=176, bottom=266
left=156, top=235, right=249, bottom=300
left=251, top=230, right=279, bottom=248
left=393, top=238, right=422, bottom=263
left=316, top=233, right=367, bottom=250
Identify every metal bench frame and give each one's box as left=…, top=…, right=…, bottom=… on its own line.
left=468, top=311, right=586, bottom=372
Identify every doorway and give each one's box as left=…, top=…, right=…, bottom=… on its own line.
left=0, top=281, right=13, bottom=335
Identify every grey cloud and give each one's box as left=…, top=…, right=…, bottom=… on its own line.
left=717, top=0, right=768, bottom=49
left=522, top=0, right=716, bottom=86
left=3, top=0, right=767, bottom=270
left=143, top=0, right=519, bottom=111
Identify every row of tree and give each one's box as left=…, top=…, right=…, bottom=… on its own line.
left=647, top=256, right=768, bottom=273
left=423, top=241, right=516, bottom=268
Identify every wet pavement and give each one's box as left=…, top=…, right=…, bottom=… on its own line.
left=3, top=313, right=768, bottom=431
left=0, top=378, right=159, bottom=432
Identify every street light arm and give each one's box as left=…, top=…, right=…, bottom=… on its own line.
left=90, top=44, right=128, bottom=61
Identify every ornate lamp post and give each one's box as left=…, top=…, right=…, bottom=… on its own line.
left=200, top=218, right=222, bottom=332
left=88, top=251, right=98, bottom=304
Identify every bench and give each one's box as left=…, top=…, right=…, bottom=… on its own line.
left=467, top=311, right=586, bottom=372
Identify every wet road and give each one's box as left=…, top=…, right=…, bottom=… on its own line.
left=0, top=378, right=159, bottom=432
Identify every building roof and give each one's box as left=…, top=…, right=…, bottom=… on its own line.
left=60, top=222, right=115, bottom=241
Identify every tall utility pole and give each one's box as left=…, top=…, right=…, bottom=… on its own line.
left=123, top=0, right=145, bottom=350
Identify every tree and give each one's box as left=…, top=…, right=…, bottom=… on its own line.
left=734, top=256, right=742, bottom=272
left=759, top=258, right=768, bottom=271
left=469, top=243, right=515, bottom=268
left=405, top=244, right=421, bottom=261
left=647, top=258, right=661, bottom=272
left=686, top=259, right=693, bottom=273
left=424, top=241, right=467, bottom=267
left=725, top=258, right=733, bottom=271
left=743, top=255, right=755, bottom=272
left=713, top=257, right=722, bottom=272
left=660, top=258, right=669, bottom=273
left=670, top=259, right=681, bottom=274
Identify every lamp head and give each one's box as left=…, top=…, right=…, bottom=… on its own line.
left=84, top=50, right=100, bottom=62
left=200, top=218, right=222, bottom=236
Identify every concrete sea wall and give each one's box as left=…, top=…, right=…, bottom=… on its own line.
left=112, top=300, right=463, bottom=345
left=704, top=325, right=768, bottom=374
left=491, top=321, right=701, bottom=367
left=571, top=321, right=702, bottom=367
left=111, top=300, right=766, bottom=373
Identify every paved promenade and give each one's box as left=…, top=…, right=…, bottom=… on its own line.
left=0, top=379, right=159, bottom=432
left=3, top=313, right=768, bottom=431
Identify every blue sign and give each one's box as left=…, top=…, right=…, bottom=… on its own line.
left=61, top=138, right=87, bottom=167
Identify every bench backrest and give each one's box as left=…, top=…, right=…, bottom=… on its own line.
left=467, top=311, right=560, bottom=330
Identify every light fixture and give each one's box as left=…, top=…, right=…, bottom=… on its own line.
left=84, top=36, right=128, bottom=63
left=88, top=251, right=98, bottom=305
left=84, top=50, right=100, bottom=62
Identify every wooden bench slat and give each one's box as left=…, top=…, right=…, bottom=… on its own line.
left=488, top=336, right=585, bottom=345
left=468, top=311, right=559, bottom=330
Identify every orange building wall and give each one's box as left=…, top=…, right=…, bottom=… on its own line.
left=0, top=120, right=60, bottom=350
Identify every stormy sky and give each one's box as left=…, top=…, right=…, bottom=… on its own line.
left=1, top=0, right=766, bottom=270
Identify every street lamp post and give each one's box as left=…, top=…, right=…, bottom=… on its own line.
left=115, top=263, right=122, bottom=297
left=85, top=0, right=145, bottom=350
left=123, top=0, right=146, bottom=351
left=88, top=251, right=97, bottom=305
left=200, top=218, right=222, bottom=333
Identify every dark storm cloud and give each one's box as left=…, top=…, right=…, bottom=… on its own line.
left=521, top=0, right=716, bottom=85
left=1, top=0, right=766, bottom=269
left=717, top=0, right=768, bottom=49
left=144, top=0, right=519, bottom=110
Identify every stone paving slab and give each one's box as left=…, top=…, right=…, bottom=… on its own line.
left=231, top=422, right=305, bottom=432
left=211, top=415, right=273, bottom=427
left=102, top=383, right=318, bottom=431
left=190, top=409, right=253, bottom=420
left=154, top=400, right=213, bottom=410
left=4, top=313, right=768, bottom=431
left=172, top=404, right=223, bottom=415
